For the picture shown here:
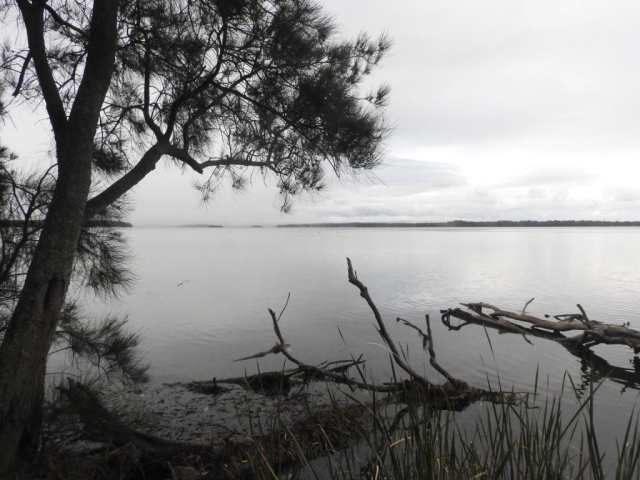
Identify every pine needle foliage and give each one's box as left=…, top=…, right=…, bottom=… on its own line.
left=3, top=0, right=391, bottom=213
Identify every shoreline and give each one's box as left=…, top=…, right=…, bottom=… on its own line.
left=99, top=378, right=371, bottom=446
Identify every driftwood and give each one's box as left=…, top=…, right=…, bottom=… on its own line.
left=235, top=259, right=508, bottom=408
left=442, top=302, right=640, bottom=394
left=443, top=302, right=640, bottom=352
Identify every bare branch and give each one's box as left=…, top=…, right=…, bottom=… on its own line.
left=462, top=302, right=590, bottom=332
left=447, top=302, right=640, bottom=353
left=42, top=4, right=88, bottom=39
left=266, top=307, right=398, bottom=393
left=164, top=144, right=204, bottom=174
left=12, top=52, right=31, bottom=97
left=424, top=314, right=463, bottom=386
left=577, top=304, right=592, bottom=328
left=347, top=258, right=429, bottom=385
left=232, top=344, right=288, bottom=362
left=84, top=142, right=167, bottom=218
left=142, top=42, right=164, bottom=140
left=522, top=297, right=535, bottom=315
left=16, top=0, right=68, bottom=144
left=199, top=157, right=272, bottom=169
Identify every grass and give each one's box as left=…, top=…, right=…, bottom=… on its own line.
left=238, top=370, right=640, bottom=480
left=40, top=346, right=640, bottom=475
left=36, top=360, right=640, bottom=480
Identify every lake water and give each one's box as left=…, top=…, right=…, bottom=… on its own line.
left=74, top=226, right=640, bottom=454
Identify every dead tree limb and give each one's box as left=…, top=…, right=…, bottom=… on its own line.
left=233, top=344, right=289, bottom=362
left=396, top=316, right=427, bottom=342
left=346, top=258, right=429, bottom=385
left=267, top=308, right=399, bottom=393
left=397, top=315, right=463, bottom=386
left=577, top=304, right=592, bottom=329
left=442, top=307, right=640, bottom=393
left=462, top=302, right=591, bottom=332
left=424, top=314, right=463, bottom=386
left=444, top=302, right=640, bottom=353
left=443, top=307, right=542, bottom=341
left=522, top=297, right=535, bottom=315
left=235, top=259, right=514, bottom=409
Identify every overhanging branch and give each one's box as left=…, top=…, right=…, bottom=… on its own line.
left=84, top=141, right=167, bottom=218
left=164, top=144, right=204, bottom=174
left=43, top=4, right=88, bottom=39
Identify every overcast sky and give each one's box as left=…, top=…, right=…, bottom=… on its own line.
left=4, top=0, right=640, bottom=225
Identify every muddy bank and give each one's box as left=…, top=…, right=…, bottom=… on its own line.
left=101, top=377, right=374, bottom=446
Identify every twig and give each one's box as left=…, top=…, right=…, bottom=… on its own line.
left=396, top=317, right=428, bottom=348
left=577, top=304, right=592, bottom=328
left=12, top=52, right=31, bottom=97
left=522, top=297, right=535, bottom=315
left=233, top=344, right=289, bottom=362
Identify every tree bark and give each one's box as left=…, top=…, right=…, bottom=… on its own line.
left=84, top=141, right=168, bottom=218
left=0, top=0, right=120, bottom=471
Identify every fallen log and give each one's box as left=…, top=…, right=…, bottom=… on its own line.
left=442, top=301, right=640, bottom=394
left=443, top=302, right=640, bottom=352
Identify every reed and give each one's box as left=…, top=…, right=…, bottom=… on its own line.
left=239, top=371, right=640, bottom=480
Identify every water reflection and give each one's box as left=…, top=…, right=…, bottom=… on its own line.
left=573, top=350, right=640, bottom=397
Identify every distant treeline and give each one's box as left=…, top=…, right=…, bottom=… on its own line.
left=179, top=224, right=223, bottom=228
left=0, top=219, right=133, bottom=228
left=278, top=220, right=640, bottom=228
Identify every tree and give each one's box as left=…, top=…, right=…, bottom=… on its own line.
left=0, top=0, right=390, bottom=470
left=0, top=158, right=148, bottom=389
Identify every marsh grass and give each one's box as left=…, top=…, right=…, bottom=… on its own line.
left=238, top=366, right=640, bottom=480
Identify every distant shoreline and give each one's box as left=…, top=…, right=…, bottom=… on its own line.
left=178, top=224, right=223, bottom=228
left=0, top=219, right=133, bottom=228
left=278, top=220, right=640, bottom=228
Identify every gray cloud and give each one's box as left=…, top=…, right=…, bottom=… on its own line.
left=10, top=0, right=638, bottom=225
left=506, top=167, right=598, bottom=188
left=325, top=0, right=640, bottom=151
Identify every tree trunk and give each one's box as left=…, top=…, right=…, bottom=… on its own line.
left=0, top=0, right=120, bottom=471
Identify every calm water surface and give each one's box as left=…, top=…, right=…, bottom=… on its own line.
left=75, top=226, right=640, bottom=452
